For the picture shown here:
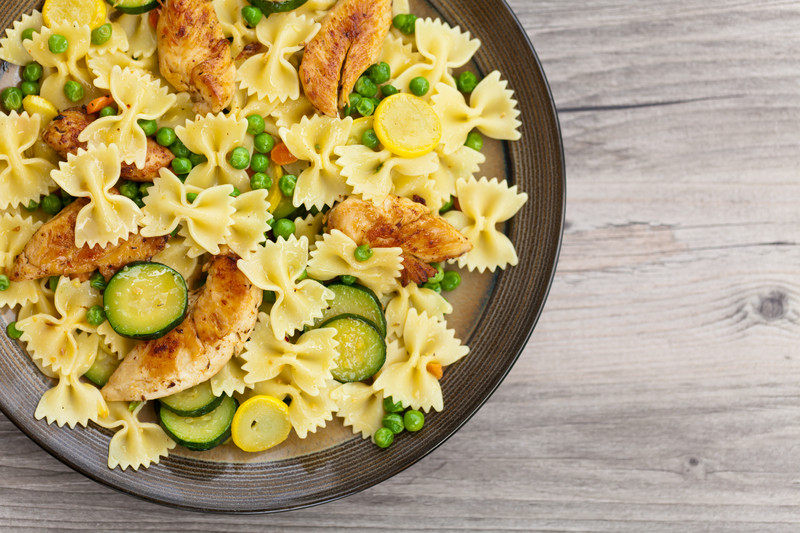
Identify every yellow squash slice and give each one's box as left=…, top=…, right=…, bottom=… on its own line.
left=231, top=395, right=292, bottom=453
left=373, top=93, right=442, bottom=158
left=22, top=95, right=59, bottom=124
left=43, top=0, right=107, bottom=29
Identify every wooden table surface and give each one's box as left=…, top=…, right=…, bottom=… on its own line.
left=3, top=0, right=799, bottom=530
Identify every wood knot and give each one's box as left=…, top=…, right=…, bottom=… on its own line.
left=757, top=291, right=787, bottom=321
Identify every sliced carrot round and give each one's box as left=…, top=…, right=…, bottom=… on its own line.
left=373, top=93, right=442, bottom=158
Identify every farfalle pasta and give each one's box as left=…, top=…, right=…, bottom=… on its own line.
left=226, top=190, right=272, bottom=259
left=250, top=372, right=337, bottom=439
left=331, top=382, right=386, bottom=441
left=176, top=113, right=251, bottom=190
left=0, top=111, right=55, bottom=210
left=210, top=357, right=251, bottom=397
left=97, top=401, right=175, bottom=471
left=385, top=283, right=453, bottom=340
left=116, top=13, right=157, bottom=59
left=0, top=213, right=44, bottom=310
left=86, top=50, right=159, bottom=90
left=0, top=9, right=43, bottom=65
left=213, top=0, right=256, bottom=59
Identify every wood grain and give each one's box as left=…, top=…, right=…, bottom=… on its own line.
left=3, top=0, right=800, bottom=530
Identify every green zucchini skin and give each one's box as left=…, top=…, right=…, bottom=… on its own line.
left=83, top=348, right=120, bottom=387
left=157, top=395, right=238, bottom=451
left=248, top=0, right=308, bottom=14
left=159, top=381, right=223, bottom=417
left=320, top=314, right=387, bottom=383
left=105, top=0, right=159, bottom=14
left=311, top=283, right=387, bottom=337
left=103, top=261, right=188, bottom=340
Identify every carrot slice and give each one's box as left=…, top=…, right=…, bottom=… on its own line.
left=86, top=95, right=115, bottom=114
left=270, top=142, right=298, bottom=165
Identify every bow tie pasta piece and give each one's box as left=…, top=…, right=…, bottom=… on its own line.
left=51, top=145, right=142, bottom=248
left=292, top=0, right=338, bottom=21
left=443, top=176, right=528, bottom=273
left=210, top=356, right=251, bottom=397
left=116, top=13, right=157, bottom=59
left=0, top=112, right=56, bottom=211
left=226, top=189, right=272, bottom=259
left=237, top=12, right=321, bottom=103
left=159, top=91, right=199, bottom=130
left=237, top=236, right=334, bottom=339
left=293, top=212, right=324, bottom=246
left=89, top=22, right=129, bottom=56
left=241, top=312, right=339, bottom=395
left=176, top=113, right=250, bottom=190
left=0, top=9, right=43, bottom=65
left=151, top=235, right=202, bottom=287
left=385, top=283, right=453, bottom=341
left=79, top=66, right=176, bottom=168
left=213, top=0, right=257, bottom=59
left=378, top=33, right=422, bottom=83
left=98, top=401, right=176, bottom=471
left=87, top=51, right=159, bottom=91
left=373, top=309, right=469, bottom=413
left=334, top=144, right=439, bottom=205
left=432, top=71, right=522, bottom=154
left=271, top=95, right=316, bottom=130
left=392, top=18, right=480, bottom=95
left=141, top=169, right=236, bottom=256
left=0, top=213, right=45, bottom=310
left=330, top=382, right=386, bottom=440
left=279, top=115, right=353, bottom=209
left=34, top=332, right=109, bottom=428
left=228, top=86, right=280, bottom=127
left=250, top=371, right=337, bottom=439
left=307, top=230, right=403, bottom=298
left=426, top=145, right=486, bottom=211
left=16, top=278, right=101, bottom=376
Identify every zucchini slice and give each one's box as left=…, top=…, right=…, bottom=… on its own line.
left=321, top=314, right=386, bottom=383
left=83, top=347, right=120, bottom=387
left=103, top=262, right=188, bottom=340
left=159, top=381, right=223, bottom=417
left=105, top=0, right=159, bottom=15
left=157, top=395, right=238, bottom=451
left=248, top=0, right=308, bottom=15
left=311, top=283, right=386, bottom=337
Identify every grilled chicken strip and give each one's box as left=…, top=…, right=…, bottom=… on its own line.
left=101, top=253, right=262, bottom=401
left=157, top=0, right=236, bottom=114
left=326, top=196, right=473, bottom=285
left=300, top=0, right=393, bottom=116
left=9, top=199, right=169, bottom=282
left=42, top=107, right=174, bottom=181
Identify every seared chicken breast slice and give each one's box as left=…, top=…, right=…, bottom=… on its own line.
left=9, top=199, right=169, bottom=282
left=300, top=0, right=393, bottom=116
left=157, top=0, right=235, bottom=114
left=101, top=253, right=262, bottom=401
left=42, top=107, right=174, bottom=181
left=326, top=196, right=473, bottom=285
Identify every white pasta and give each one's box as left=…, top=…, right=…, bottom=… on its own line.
left=0, top=213, right=44, bottom=310
left=0, top=9, right=43, bottom=65
left=177, top=113, right=251, bottom=190
left=97, top=401, right=176, bottom=471
left=0, top=112, right=55, bottom=211
left=213, top=0, right=256, bottom=59
left=330, top=382, right=386, bottom=441
left=210, top=357, right=251, bottom=397
left=385, top=283, right=453, bottom=340
left=293, top=212, right=324, bottom=245
left=226, top=190, right=271, bottom=259
left=116, top=13, right=157, bottom=59
left=87, top=50, right=158, bottom=90
left=90, top=22, right=129, bottom=56
left=150, top=236, right=202, bottom=287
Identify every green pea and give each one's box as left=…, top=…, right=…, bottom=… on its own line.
left=428, top=263, right=445, bottom=283
left=20, top=81, right=38, bottom=96
left=60, top=189, right=74, bottom=206
left=393, top=14, right=417, bottom=34
left=368, top=62, right=391, bottom=84
left=342, top=104, right=353, bottom=117
left=136, top=118, right=157, bottom=136
left=381, top=84, right=399, bottom=98
left=21, top=28, right=35, bottom=41
left=170, top=139, right=190, bottom=158
left=354, top=244, right=373, bottom=262
left=230, top=187, right=240, bottom=198
left=90, top=271, right=107, bottom=292
left=86, top=304, right=106, bottom=326
left=63, top=80, right=84, bottom=102
left=0, top=274, right=9, bottom=291
left=170, top=225, right=181, bottom=237
left=374, top=427, right=394, bottom=448
left=254, top=132, right=275, bottom=153
left=246, top=114, right=265, bottom=135
left=48, top=34, right=68, bottom=54
left=263, top=290, right=276, bottom=304
left=441, top=270, right=461, bottom=291
left=241, top=5, right=262, bottom=27
left=272, top=218, right=295, bottom=240
left=186, top=192, right=198, bottom=203
left=171, top=157, right=192, bottom=175
left=134, top=197, right=145, bottom=208
left=98, top=105, right=117, bottom=117
left=465, top=131, right=483, bottom=151
left=383, top=396, right=404, bottom=413
left=296, top=268, right=307, bottom=282
left=250, top=152, right=270, bottom=173
left=24, top=200, right=38, bottom=211
left=355, top=98, right=374, bottom=117
left=409, top=77, right=430, bottom=96
left=361, top=129, right=379, bottom=149
left=228, top=146, right=250, bottom=169
left=91, top=23, right=112, bottom=46
left=382, top=413, right=405, bottom=435
left=118, top=181, right=139, bottom=199
left=22, top=62, right=43, bottom=82
left=48, top=276, right=60, bottom=292
left=250, top=172, right=272, bottom=190
left=156, top=127, right=177, bottom=147
left=422, top=281, right=441, bottom=293
left=439, top=196, right=455, bottom=214
left=348, top=93, right=362, bottom=108
left=355, top=76, right=378, bottom=98
left=457, top=71, right=479, bottom=93
left=403, top=409, right=424, bottom=432
left=6, top=321, right=23, bottom=340
left=139, top=182, right=152, bottom=197
left=188, top=152, right=207, bottom=166
left=1, top=87, right=22, bottom=111
left=41, top=193, right=62, bottom=215
left=339, top=274, right=357, bottom=285
left=279, top=174, right=297, bottom=197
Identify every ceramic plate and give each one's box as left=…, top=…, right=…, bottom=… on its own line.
left=0, top=0, right=565, bottom=512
